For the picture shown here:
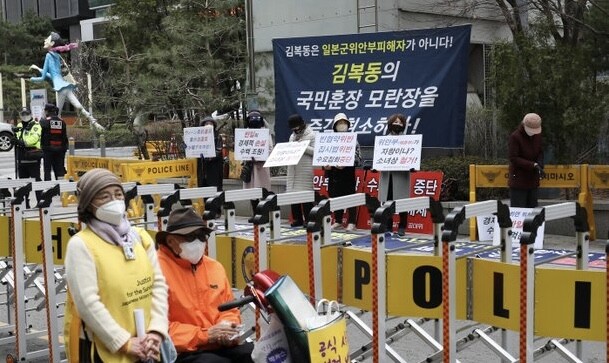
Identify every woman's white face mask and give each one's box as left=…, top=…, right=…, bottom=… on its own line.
left=179, top=239, right=206, bottom=264
left=94, top=200, right=126, bottom=226
left=335, top=123, right=349, bottom=132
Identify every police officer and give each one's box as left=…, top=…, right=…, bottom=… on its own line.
left=40, top=103, right=68, bottom=180
left=13, top=108, right=42, bottom=206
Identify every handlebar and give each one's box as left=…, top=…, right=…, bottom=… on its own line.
left=218, top=295, right=256, bottom=312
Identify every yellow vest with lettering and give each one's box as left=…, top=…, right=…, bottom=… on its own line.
left=64, top=227, right=154, bottom=363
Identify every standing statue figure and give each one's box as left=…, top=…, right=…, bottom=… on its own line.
left=30, top=32, right=105, bottom=132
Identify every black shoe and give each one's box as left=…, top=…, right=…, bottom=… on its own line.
left=290, top=221, right=303, bottom=228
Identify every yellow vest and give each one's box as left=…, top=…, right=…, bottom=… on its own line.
left=64, top=228, right=154, bottom=363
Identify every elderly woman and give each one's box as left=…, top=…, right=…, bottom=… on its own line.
left=64, top=168, right=169, bottom=362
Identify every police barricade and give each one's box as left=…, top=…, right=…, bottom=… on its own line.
left=121, top=158, right=198, bottom=218
left=6, top=179, right=81, bottom=361
left=441, top=200, right=602, bottom=363
left=469, top=164, right=595, bottom=240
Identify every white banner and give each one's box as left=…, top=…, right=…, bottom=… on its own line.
left=263, top=140, right=310, bottom=168
left=312, top=133, right=357, bottom=167
left=234, top=128, right=271, bottom=161
left=372, top=134, right=422, bottom=171
left=477, top=207, right=545, bottom=249
left=184, top=125, right=216, bottom=158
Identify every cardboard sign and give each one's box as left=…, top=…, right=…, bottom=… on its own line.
left=184, top=125, right=216, bottom=158
left=234, top=128, right=271, bottom=161
left=477, top=207, right=545, bottom=249
left=372, top=134, right=422, bottom=171
left=307, top=318, right=349, bottom=363
left=312, top=133, right=358, bottom=167
left=264, top=140, right=310, bottom=168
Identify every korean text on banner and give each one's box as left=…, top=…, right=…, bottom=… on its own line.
left=273, top=25, right=471, bottom=147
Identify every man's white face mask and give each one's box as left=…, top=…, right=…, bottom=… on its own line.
left=179, top=239, right=206, bottom=264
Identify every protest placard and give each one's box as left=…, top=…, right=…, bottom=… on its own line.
left=234, top=128, right=271, bottom=161
left=312, top=133, right=358, bottom=167
left=372, top=134, right=422, bottom=171
left=263, top=140, right=311, bottom=168
left=184, top=125, right=216, bottom=158
left=477, top=207, right=545, bottom=249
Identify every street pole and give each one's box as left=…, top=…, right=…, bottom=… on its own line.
left=245, top=0, right=258, bottom=111
left=0, top=72, right=4, bottom=123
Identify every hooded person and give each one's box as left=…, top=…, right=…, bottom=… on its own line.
left=286, top=114, right=316, bottom=227
left=196, top=114, right=225, bottom=190
left=243, top=110, right=273, bottom=218
left=155, top=207, right=254, bottom=362
left=64, top=168, right=169, bottom=362
left=379, top=113, right=410, bottom=236
left=324, top=113, right=361, bottom=231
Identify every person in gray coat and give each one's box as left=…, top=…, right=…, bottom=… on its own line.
left=287, top=114, right=316, bottom=227
left=379, top=113, right=411, bottom=236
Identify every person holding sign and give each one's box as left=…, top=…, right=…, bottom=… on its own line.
left=287, top=114, right=316, bottom=227
left=508, top=113, right=544, bottom=208
left=196, top=115, right=225, bottom=191
left=243, top=110, right=273, bottom=214
left=379, top=114, right=410, bottom=236
left=324, top=113, right=361, bottom=231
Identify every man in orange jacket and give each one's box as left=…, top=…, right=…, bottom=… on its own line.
left=156, top=207, right=254, bottom=362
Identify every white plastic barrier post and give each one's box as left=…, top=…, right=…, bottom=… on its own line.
left=520, top=202, right=576, bottom=363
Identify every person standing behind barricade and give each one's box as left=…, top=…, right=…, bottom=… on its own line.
left=12, top=108, right=43, bottom=207
left=243, top=110, right=273, bottom=217
left=40, top=103, right=68, bottom=181
left=508, top=113, right=544, bottom=208
left=379, top=114, right=410, bottom=236
left=64, top=168, right=169, bottom=362
left=196, top=115, right=225, bottom=191
left=287, top=114, right=316, bottom=227
left=156, top=207, right=254, bottom=362
left=324, top=113, right=361, bottom=231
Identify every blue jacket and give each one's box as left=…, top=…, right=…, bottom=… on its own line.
left=31, top=52, right=76, bottom=92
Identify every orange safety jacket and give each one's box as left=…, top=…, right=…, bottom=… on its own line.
left=157, top=245, right=241, bottom=353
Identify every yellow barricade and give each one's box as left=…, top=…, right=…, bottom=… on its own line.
left=469, top=164, right=595, bottom=240
left=120, top=159, right=198, bottom=187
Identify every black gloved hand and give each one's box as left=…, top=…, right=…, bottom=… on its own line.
left=534, top=163, right=545, bottom=178
left=11, top=137, right=24, bottom=148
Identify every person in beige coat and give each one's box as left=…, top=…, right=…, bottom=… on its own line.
left=243, top=110, right=273, bottom=215
left=286, top=114, right=316, bottom=227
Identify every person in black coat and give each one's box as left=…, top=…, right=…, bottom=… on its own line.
left=196, top=115, right=225, bottom=191
left=40, top=103, right=68, bottom=180
left=324, top=113, right=361, bottom=231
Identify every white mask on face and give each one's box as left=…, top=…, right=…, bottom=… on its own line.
left=179, top=239, right=206, bottom=264
left=94, top=200, right=126, bottom=226
left=335, top=123, right=349, bottom=132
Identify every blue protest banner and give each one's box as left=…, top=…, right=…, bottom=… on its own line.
left=273, top=25, right=471, bottom=148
